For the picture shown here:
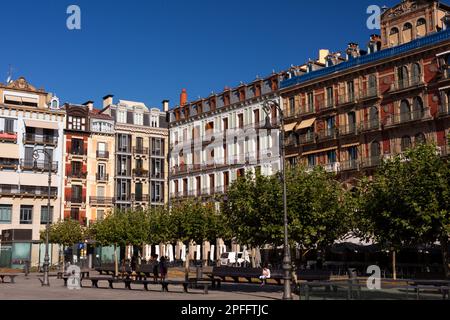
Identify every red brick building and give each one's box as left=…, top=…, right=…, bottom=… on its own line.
left=63, top=102, right=90, bottom=225
left=280, top=0, right=450, bottom=184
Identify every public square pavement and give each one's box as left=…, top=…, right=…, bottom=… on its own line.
left=0, top=273, right=447, bottom=300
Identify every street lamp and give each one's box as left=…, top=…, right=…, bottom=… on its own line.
left=33, top=149, right=53, bottom=287
left=261, top=99, right=293, bottom=300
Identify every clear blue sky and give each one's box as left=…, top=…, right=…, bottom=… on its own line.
left=0, top=0, right=401, bottom=110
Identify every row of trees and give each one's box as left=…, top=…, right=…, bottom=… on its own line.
left=44, top=143, right=450, bottom=278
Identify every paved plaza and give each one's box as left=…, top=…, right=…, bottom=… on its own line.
left=0, top=273, right=447, bottom=300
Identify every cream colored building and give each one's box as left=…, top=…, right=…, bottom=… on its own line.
left=0, top=77, right=63, bottom=268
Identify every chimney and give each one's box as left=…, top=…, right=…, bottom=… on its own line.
left=83, top=100, right=94, bottom=111
left=180, top=89, right=187, bottom=106
left=103, top=94, right=114, bottom=109
left=162, top=100, right=170, bottom=112
left=319, top=49, right=330, bottom=64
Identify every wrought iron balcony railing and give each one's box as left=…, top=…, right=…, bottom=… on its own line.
left=96, top=150, right=109, bottom=159
left=133, top=147, right=149, bottom=156
left=89, top=196, right=114, bottom=206
left=96, top=173, right=109, bottom=182
left=20, top=160, right=58, bottom=172
left=23, top=133, right=58, bottom=146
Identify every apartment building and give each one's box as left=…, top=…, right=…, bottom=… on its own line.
left=87, top=108, right=115, bottom=223
left=101, top=96, right=169, bottom=209
left=280, top=0, right=450, bottom=184
left=0, top=77, right=63, bottom=268
left=168, top=72, right=285, bottom=203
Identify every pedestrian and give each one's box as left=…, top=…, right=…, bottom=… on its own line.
left=159, top=256, right=168, bottom=281
left=259, top=264, right=271, bottom=286
left=152, top=254, right=159, bottom=282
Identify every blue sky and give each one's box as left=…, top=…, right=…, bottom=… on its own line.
left=0, top=0, right=401, bottom=110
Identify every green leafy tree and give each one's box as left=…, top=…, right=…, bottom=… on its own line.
left=357, top=144, right=450, bottom=278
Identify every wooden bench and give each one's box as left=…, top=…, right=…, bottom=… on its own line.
left=0, top=274, right=18, bottom=283
left=161, top=280, right=190, bottom=293
left=209, top=267, right=284, bottom=287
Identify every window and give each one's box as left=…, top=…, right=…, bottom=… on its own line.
left=20, top=205, right=33, bottom=224
left=326, top=87, right=334, bottom=107
left=411, top=63, right=421, bottom=84
left=389, top=27, right=400, bottom=46
left=370, top=106, right=379, bottom=128
left=152, top=158, right=163, bottom=179
left=347, top=112, right=356, bottom=133
left=402, top=23, right=413, bottom=42
left=368, top=75, right=377, bottom=95
left=417, top=18, right=427, bottom=37
left=71, top=138, right=84, bottom=155
left=71, top=161, right=82, bottom=177
left=70, top=208, right=79, bottom=221
left=0, top=205, right=12, bottom=224
left=307, top=92, right=314, bottom=111
left=327, top=150, right=336, bottom=164
left=70, top=117, right=84, bottom=131
left=398, top=66, right=409, bottom=88
left=415, top=133, right=426, bottom=145
left=118, top=135, right=129, bottom=152
left=371, top=141, right=381, bottom=158
left=401, top=136, right=412, bottom=152
left=40, top=206, right=54, bottom=225
left=72, top=185, right=82, bottom=203
left=348, top=147, right=358, bottom=161
left=412, top=97, right=424, bottom=119
left=289, top=97, right=295, bottom=116
left=152, top=138, right=162, bottom=156
left=308, top=155, right=316, bottom=167
left=134, top=113, right=144, bottom=126
left=152, top=181, right=163, bottom=203
left=117, top=110, right=126, bottom=123
left=400, top=100, right=411, bottom=122
left=97, top=210, right=104, bottom=221
left=97, top=186, right=105, bottom=198
left=97, top=163, right=106, bottom=180
left=347, top=81, right=355, bottom=101
left=4, top=118, right=14, bottom=133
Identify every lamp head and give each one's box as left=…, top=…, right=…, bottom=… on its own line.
left=33, top=150, right=39, bottom=161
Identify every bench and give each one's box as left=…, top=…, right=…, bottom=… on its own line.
left=298, top=280, right=365, bottom=300
left=209, top=267, right=284, bottom=287
left=0, top=274, right=18, bottom=283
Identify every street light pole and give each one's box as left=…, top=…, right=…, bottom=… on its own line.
left=262, top=100, right=292, bottom=300
left=34, top=149, right=52, bottom=287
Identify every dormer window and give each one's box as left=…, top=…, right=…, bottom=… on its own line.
left=134, top=112, right=144, bottom=126
left=117, top=110, right=126, bottom=123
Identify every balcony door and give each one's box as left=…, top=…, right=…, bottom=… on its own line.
left=135, top=183, right=143, bottom=201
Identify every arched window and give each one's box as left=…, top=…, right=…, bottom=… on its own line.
left=401, top=136, right=412, bottom=152
left=400, top=100, right=411, bottom=122
left=417, top=18, right=427, bottom=37
left=390, top=27, right=400, bottom=46
left=411, top=63, right=421, bottom=84
left=415, top=133, right=426, bottom=145
left=398, top=66, right=409, bottom=89
left=371, top=141, right=381, bottom=158
left=403, top=23, right=413, bottom=42
left=412, top=97, right=424, bottom=119
left=369, top=106, right=379, bottom=129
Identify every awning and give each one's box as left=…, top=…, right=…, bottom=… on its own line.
left=297, top=118, right=316, bottom=130
left=342, top=143, right=360, bottom=148
left=302, top=147, right=337, bottom=156
left=0, top=144, right=19, bottom=159
left=4, top=95, right=22, bottom=103
left=24, top=119, right=59, bottom=130
left=284, top=122, right=298, bottom=132
left=21, top=97, right=38, bottom=104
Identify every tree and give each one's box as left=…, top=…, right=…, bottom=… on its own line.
left=41, top=219, right=84, bottom=269
left=286, top=165, right=351, bottom=264
left=357, top=143, right=450, bottom=278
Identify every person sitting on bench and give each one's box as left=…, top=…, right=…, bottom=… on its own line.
left=259, top=264, right=271, bottom=286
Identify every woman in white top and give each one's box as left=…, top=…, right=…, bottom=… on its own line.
left=259, top=265, right=271, bottom=286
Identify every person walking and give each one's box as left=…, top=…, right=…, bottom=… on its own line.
left=159, top=256, right=168, bottom=281
left=151, top=254, right=159, bottom=283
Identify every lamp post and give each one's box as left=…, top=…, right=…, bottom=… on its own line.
left=33, top=149, right=53, bottom=287
left=261, top=99, right=292, bottom=300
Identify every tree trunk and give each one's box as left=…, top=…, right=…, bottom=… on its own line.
left=440, top=235, right=450, bottom=279
left=251, top=247, right=256, bottom=268
left=114, top=244, right=118, bottom=278
left=184, top=242, right=190, bottom=282
left=392, top=250, right=397, bottom=280
left=60, top=245, right=65, bottom=272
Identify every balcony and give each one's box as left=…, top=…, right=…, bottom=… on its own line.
left=150, top=171, right=164, bottom=180
left=67, top=196, right=86, bottom=204
left=116, top=195, right=132, bottom=202
left=360, top=119, right=380, bottom=132
left=337, top=124, right=357, bottom=136
left=0, top=132, right=17, bottom=143
left=389, top=76, right=423, bottom=93
left=96, top=173, right=109, bottom=182
left=89, top=196, right=114, bottom=206
left=299, top=132, right=315, bottom=144
left=317, top=100, right=335, bottom=111
left=96, top=150, right=110, bottom=159
left=0, top=185, right=58, bottom=198
left=23, top=133, right=58, bottom=146
left=361, top=156, right=382, bottom=168
left=70, top=147, right=87, bottom=156
left=317, top=128, right=337, bottom=141
left=20, top=160, right=58, bottom=172
left=301, top=105, right=315, bottom=115
left=133, top=169, right=149, bottom=179
left=68, top=171, right=87, bottom=180
left=132, top=194, right=149, bottom=203
left=438, top=104, right=450, bottom=117
left=0, top=159, right=18, bottom=171
left=133, top=147, right=149, bottom=157
left=385, top=108, right=431, bottom=126
left=340, top=159, right=359, bottom=171
left=359, top=87, right=378, bottom=101
left=337, top=93, right=356, bottom=106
